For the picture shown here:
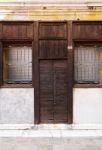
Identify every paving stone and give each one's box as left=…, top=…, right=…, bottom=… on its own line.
left=37, top=145, right=52, bottom=150
left=0, top=137, right=102, bottom=150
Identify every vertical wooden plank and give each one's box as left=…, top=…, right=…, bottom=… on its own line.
left=27, top=24, right=33, bottom=39
left=3, top=46, right=8, bottom=83
left=18, top=24, right=26, bottom=39
left=40, top=60, right=54, bottom=123
left=0, top=23, right=3, bottom=86
left=67, top=21, right=73, bottom=124
left=53, top=60, right=68, bottom=123
left=12, top=25, right=18, bottom=39
left=33, top=21, right=40, bottom=124
left=99, top=46, right=102, bottom=83
left=0, top=42, right=3, bottom=86
left=0, top=23, right=2, bottom=39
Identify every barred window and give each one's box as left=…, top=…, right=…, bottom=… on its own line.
left=3, top=46, right=32, bottom=84
left=74, top=45, right=102, bottom=84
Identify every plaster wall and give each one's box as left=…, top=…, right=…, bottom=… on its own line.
left=73, top=88, right=102, bottom=124
left=0, top=88, right=34, bottom=124
left=0, top=88, right=102, bottom=125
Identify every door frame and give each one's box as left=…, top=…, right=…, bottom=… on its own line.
left=33, top=21, right=73, bottom=124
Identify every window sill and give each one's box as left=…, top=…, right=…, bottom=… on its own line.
left=74, top=84, right=102, bottom=88
left=1, top=84, right=33, bottom=88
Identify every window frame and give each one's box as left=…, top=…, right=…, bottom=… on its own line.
left=74, top=42, right=102, bottom=88
left=2, top=41, right=33, bottom=88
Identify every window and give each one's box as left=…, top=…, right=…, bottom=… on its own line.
left=3, top=45, right=32, bottom=84
left=74, top=45, right=102, bottom=84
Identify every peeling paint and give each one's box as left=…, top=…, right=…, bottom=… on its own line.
left=0, top=6, right=102, bottom=20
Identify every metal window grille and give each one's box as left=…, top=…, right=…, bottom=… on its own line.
left=74, top=45, right=100, bottom=84
left=6, top=46, right=32, bottom=83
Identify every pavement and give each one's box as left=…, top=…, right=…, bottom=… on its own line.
left=0, top=137, right=102, bottom=150
left=0, top=128, right=102, bottom=150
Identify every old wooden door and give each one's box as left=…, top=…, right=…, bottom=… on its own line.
left=34, top=21, right=73, bottom=124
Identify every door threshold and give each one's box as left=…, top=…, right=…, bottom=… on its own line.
left=1, top=124, right=102, bottom=130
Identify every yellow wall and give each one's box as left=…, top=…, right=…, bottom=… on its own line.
left=0, top=6, right=102, bottom=20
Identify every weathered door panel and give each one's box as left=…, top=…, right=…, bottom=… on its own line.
left=39, top=60, right=68, bottom=123
left=34, top=21, right=73, bottom=124
left=73, top=22, right=102, bottom=40
left=53, top=60, right=68, bottom=123
left=2, top=22, right=33, bottom=40
left=40, top=60, right=54, bottom=123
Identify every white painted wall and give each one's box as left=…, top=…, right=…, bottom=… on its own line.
left=0, top=0, right=102, bottom=3
left=73, top=88, right=102, bottom=124
left=0, top=0, right=102, bottom=7
left=1, top=88, right=102, bottom=126
left=0, top=88, right=34, bottom=124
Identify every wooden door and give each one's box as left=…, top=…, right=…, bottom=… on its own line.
left=40, top=60, right=68, bottom=123
left=34, top=21, right=73, bottom=124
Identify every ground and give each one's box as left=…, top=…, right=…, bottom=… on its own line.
left=1, top=137, right=102, bottom=150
